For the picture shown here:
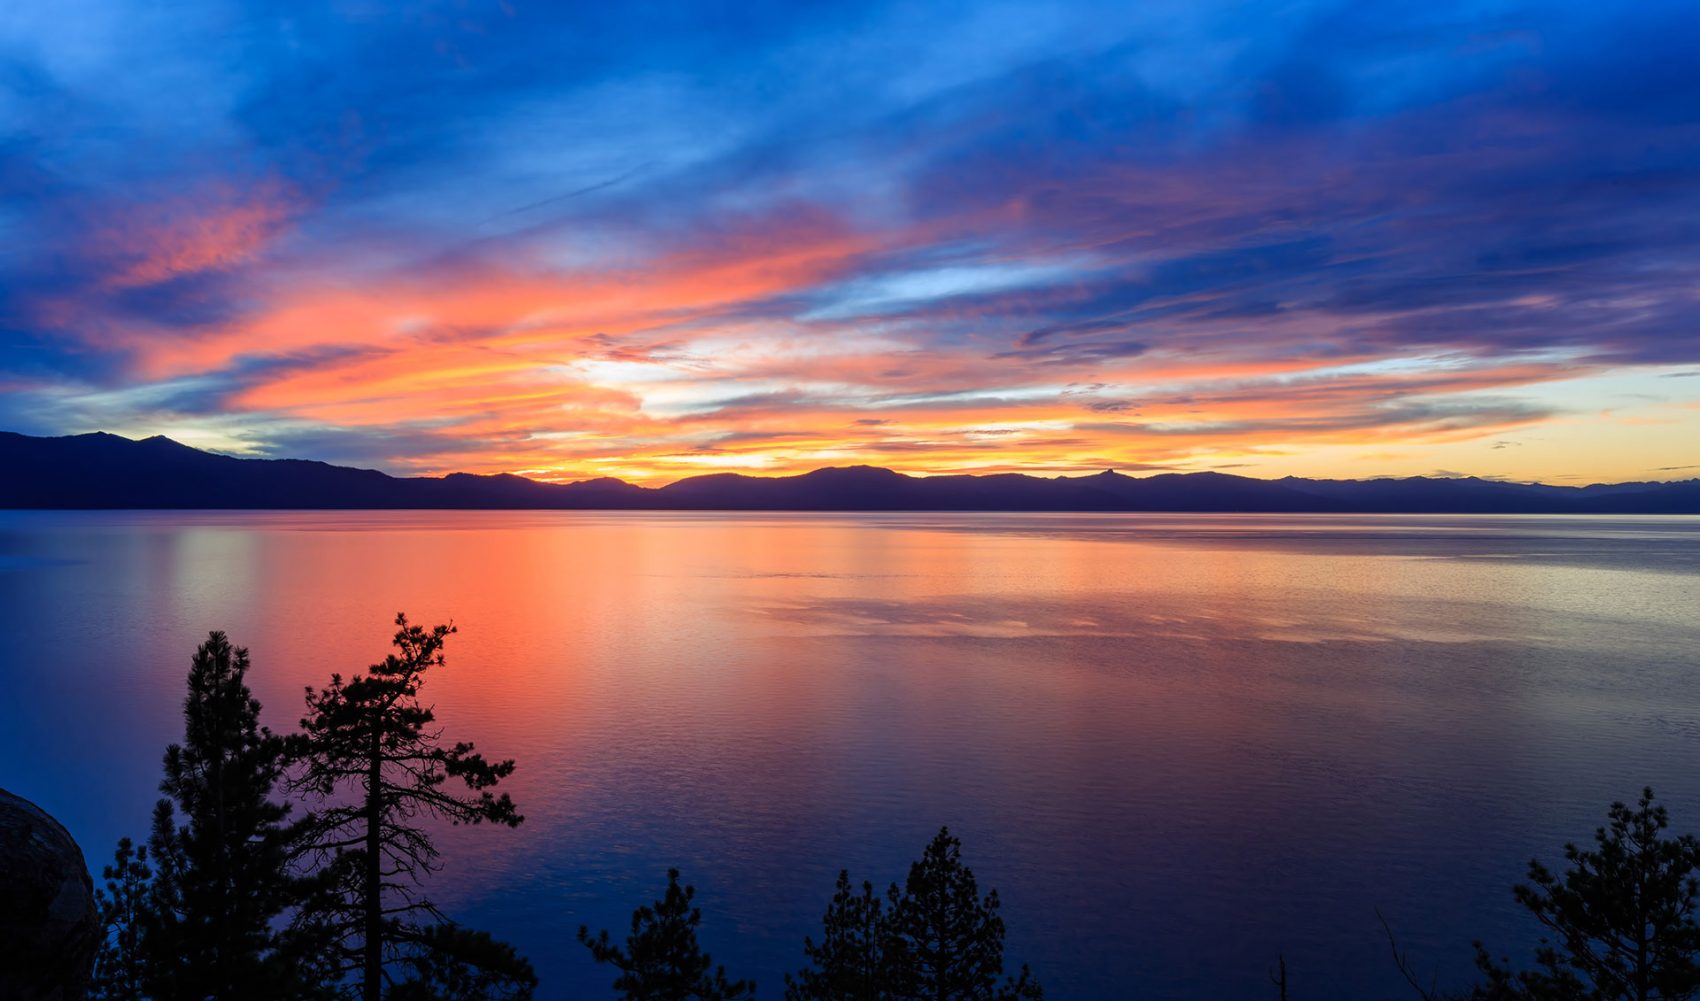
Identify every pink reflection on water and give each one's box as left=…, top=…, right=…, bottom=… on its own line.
left=1, top=511, right=1697, bottom=997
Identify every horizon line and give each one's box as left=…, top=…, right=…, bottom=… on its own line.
left=11, top=429, right=1699, bottom=493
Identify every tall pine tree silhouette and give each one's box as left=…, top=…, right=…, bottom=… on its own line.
left=143, top=630, right=309, bottom=1000
left=580, top=868, right=755, bottom=1000
left=289, top=614, right=523, bottom=1001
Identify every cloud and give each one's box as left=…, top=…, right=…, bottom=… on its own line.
left=98, top=180, right=302, bottom=289
left=0, top=0, right=1696, bottom=482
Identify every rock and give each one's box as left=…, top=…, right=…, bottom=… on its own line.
left=0, top=788, right=99, bottom=1001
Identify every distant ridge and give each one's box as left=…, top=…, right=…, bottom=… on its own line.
left=2, top=431, right=1698, bottom=514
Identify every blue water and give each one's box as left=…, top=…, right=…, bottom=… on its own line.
left=1, top=511, right=1697, bottom=999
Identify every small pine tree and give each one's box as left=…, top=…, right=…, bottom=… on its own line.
left=1472, top=787, right=1700, bottom=1001
left=884, top=828, right=1043, bottom=1001
left=91, top=837, right=151, bottom=1001
left=143, top=630, right=309, bottom=1000
left=580, top=868, right=755, bottom=1000
left=289, top=614, right=523, bottom=1001
left=787, top=831, right=1043, bottom=1001
left=785, top=870, right=892, bottom=1001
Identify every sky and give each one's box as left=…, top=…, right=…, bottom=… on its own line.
left=1, top=0, right=1697, bottom=485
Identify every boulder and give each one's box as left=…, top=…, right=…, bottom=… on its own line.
left=0, top=788, right=99, bottom=1000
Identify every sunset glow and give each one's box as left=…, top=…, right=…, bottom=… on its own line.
left=3, top=1, right=1697, bottom=484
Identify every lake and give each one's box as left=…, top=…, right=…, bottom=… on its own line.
left=2, top=511, right=1697, bottom=999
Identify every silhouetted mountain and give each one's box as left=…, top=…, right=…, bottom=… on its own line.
left=1278, top=474, right=1700, bottom=514
left=2, top=431, right=1697, bottom=513
left=1092, top=470, right=1336, bottom=512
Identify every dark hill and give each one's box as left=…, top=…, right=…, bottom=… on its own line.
left=1, top=431, right=1695, bottom=513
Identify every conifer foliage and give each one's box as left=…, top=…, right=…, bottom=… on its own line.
left=91, top=837, right=151, bottom=1001
left=892, top=829, right=1043, bottom=1001
left=387, top=923, right=539, bottom=1001
left=288, top=614, right=524, bottom=1001
left=143, top=630, right=311, bottom=1000
left=785, top=871, right=891, bottom=1001
left=1470, top=787, right=1700, bottom=1001
left=786, top=828, right=1044, bottom=1001
left=580, top=868, right=756, bottom=1000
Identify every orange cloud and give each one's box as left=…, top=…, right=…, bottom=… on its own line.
left=101, top=178, right=302, bottom=289
left=57, top=183, right=1690, bottom=487
left=118, top=204, right=885, bottom=383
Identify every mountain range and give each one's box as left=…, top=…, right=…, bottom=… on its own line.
left=3, top=430, right=1698, bottom=513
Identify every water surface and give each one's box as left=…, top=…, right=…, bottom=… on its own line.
left=1, top=511, right=1697, bottom=999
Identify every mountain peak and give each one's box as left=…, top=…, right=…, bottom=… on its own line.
left=798, top=465, right=908, bottom=481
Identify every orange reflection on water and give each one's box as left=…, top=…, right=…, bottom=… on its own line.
left=3, top=511, right=1699, bottom=997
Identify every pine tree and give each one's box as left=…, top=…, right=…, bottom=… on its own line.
left=786, top=832, right=1043, bottom=1001
left=1472, top=787, right=1700, bottom=1001
left=785, top=870, right=892, bottom=1001
left=91, top=837, right=151, bottom=1001
left=580, top=868, right=755, bottom=1000
left=884, top=828, right=1043, bottom=1001
left=143, top=630, right=309, bottom=1000
left=288, top=614, right=523, bottom=1001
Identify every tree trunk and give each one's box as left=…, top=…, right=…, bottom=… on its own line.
left=364, top=728, right=382, bottom=1001
left=211, top=702, right=228, bottom=994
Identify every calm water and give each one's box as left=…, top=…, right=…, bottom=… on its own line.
left=2, top=511, right=1698, bottom=999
